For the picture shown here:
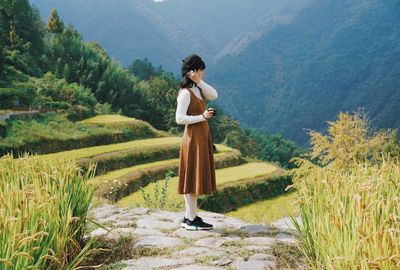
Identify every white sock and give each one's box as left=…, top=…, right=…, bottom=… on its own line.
left=184, top=193, right=198, bottom=221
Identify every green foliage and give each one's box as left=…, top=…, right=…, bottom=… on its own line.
left=141, top=170, right=174, bottom=209
left=35, top=72, right=97, bottom=120
left=46, top=8, right=64, bottom=34
left=0, top=112, right=154, bottom=156
left=0, top=84, right=36, bottom=108
left=128, top=58, right=164, bottom=81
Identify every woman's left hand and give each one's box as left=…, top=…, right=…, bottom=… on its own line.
left=187, top=70, right=201, bottom=84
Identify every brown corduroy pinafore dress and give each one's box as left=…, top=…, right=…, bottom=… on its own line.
left=177, top=87, right=216, bottom=195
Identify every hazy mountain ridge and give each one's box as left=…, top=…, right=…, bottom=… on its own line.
left=208, top=0, right=400, bottom=145
left=30, top=0, right=311, bottom=73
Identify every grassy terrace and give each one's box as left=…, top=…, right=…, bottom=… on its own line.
left=116, top=162, right=281, bottom=211
left=89, top=145, right=234, bottom=188
left=36, top=136, right=181, bottom=161
left=226, top=191, right=299, bottom=223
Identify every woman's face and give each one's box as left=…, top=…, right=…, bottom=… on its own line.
left=196, top=69, right=205, bottom=80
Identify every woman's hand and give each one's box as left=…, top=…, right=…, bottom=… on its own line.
left=187, top=70, right=201, bottom=84
left=202, top=109, right=214, bottom=120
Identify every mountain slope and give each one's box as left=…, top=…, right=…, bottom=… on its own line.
left=31, top=0, right=311, bottom=73
left=208, top=0, right=400, bottom=145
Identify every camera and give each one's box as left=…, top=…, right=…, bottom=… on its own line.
left=207, top=107, right=217, bottom=116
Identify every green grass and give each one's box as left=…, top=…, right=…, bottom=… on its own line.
left=226, top=191, right=299, bottom=224
left=116, top=162, right=279, bottom=210
left=37, top=136, right=181, bottom=161
left=78, top=114, right=140, bottom=124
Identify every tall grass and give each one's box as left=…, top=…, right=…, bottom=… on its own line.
left=0, top=154, right=97, bottom=269
left=289, top=157, right=400, bottom=269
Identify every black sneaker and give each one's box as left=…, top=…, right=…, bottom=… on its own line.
left=185, top=216, right=213, bottom=231
left=181, top=217, right=188, bottom=228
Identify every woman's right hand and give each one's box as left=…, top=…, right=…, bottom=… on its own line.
left=202, top=109, right=214, bottom=119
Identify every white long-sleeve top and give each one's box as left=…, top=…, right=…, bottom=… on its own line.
left=175, top=79, right=218, bottom=125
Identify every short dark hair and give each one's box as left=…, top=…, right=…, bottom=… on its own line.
left=179, top=54, right=206, bottom=89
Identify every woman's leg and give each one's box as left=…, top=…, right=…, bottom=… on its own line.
left=184, top=193, right=198, bottom=221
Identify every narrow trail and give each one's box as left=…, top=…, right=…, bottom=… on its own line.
left=86, top=204, right=303, bottom=270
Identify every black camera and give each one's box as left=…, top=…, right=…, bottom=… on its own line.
left=207, top=108, right=217, bottom=116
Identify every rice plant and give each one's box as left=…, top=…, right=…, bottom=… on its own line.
left=0, top=153, right=97, bottom=269
left=288, top=111, right=400, bottom=269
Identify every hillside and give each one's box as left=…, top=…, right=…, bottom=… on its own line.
left=30, top=0, right=311, bottom=73
left=208, top=0, right=400, bottom=145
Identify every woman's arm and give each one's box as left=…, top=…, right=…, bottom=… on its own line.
left=197, top=80, right=218, bottom=100
left=175, top=89, right=207, bottom=125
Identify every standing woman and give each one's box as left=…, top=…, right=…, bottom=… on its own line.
left=175, top=54, right=218, bottom=231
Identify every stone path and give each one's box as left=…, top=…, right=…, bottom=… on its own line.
left=86, top=204, right=302, bottom=270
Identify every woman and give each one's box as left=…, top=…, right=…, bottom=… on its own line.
left=175, top=54, right=218, bottom=231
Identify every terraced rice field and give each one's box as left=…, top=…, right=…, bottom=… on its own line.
left=33, top=114, right=298, bottom=224
left=226, top=191, right=299, bottom=223
left=116, top=162, right=280, bottom=210
left=37, top=137, right=181, bottom=161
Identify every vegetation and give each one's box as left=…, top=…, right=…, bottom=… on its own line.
left=141, top=170, right=174, bottom=209
left=289, top=111, right=400, bottom=269
left=0, top=113, right=162, bottom=156
left=209, top=0, right=400, bottom=146
left=0, top=0, right=303, bottom=169
left=116, top=162, right=284, bottom=211
left=226, top=191, right=298, bottom=224
left=0, top=154, right=96, bottom=269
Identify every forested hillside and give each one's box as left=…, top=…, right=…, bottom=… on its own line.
left=0, top=0, right=304, bottom=168
left=208, top=0, right=400, bottom=145
left=30, top=0, right=311, bottom=73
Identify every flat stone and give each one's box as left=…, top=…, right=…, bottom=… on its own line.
left=89, top=204, right=117, bottom=220
left=243, top=245, right=273, bottom=252
left=172, top=228, right=220, bottom=239
left=136, top=216, right=179, bottom=230
left=112, top=219, right=136, bottom=228
left=211, top=257, right=233, bottom=266
left=194, top=237, right=226, bottom=248
left=133, top=228, right=165, bottom=236
left=133, top=235, right=183, bottom=248
left=197, top=211, right=226, bottom=218
left=150, top=210, right=184, bottom=222
left=106, top=228, right=136, bottom=239
left=240, top=224, right=269, bottom=235
left=172, top=265, right=223, bottom=270
left=173, top=247, right=226, bottom=257
left=223, top=235, right=241, bottom=242
left=121, top=257, right=193, bottom=270
left=249, top=253, right=277, bottom=262
left=233, top=258, right=277, bottom=270
left=124, top=207, right=150, bottom=216
left=90, top=228, right=108, bottom=238
left=275, top=232, right=297, bottom=244
left=270, top=216, right=302, bottom=235
left=244, top=237, right=277, bottom=246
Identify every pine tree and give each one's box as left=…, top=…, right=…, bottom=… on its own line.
left=47, top=9, right=64, bottom=34
left=9, top=21, right=23, bottom=50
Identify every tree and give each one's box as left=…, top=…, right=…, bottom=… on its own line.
left=9, top=21, right=22, bottom=50
left=47, top=9, right=64, bottom=34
